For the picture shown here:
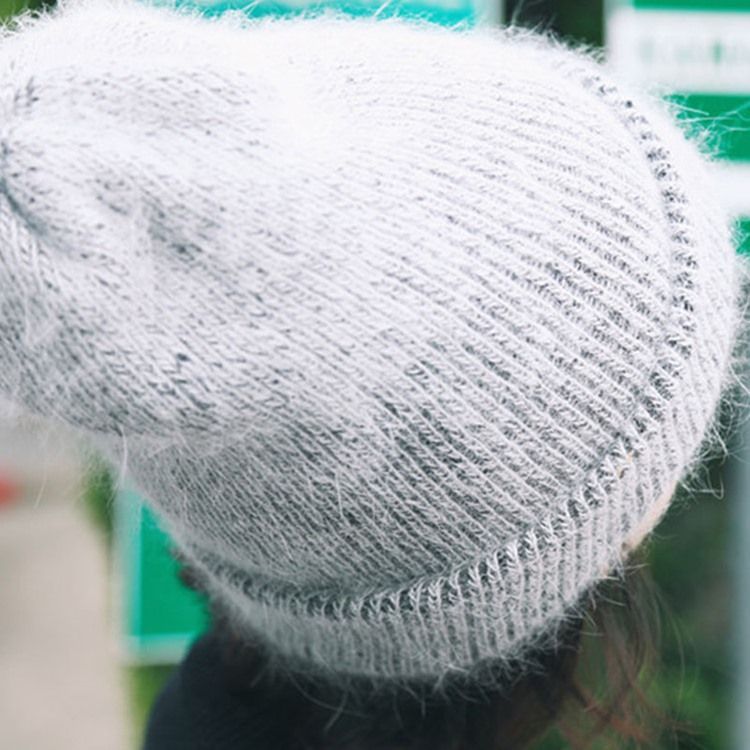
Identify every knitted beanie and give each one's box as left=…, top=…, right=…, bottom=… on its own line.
left=0, top=0, right=747, bottom=684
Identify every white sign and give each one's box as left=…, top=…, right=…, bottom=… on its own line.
left=608, top=8, right=750, bottom=94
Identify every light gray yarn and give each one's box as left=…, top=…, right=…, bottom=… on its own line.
left=0, top=0, right=748, bottom=683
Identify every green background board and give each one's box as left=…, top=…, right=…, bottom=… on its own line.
left=150, top=0, right=496, bottom=25
left=739, top=219, right=750, bottom=255
left=607, top=0, right=750, bottom=253
left=666, top=93, right=750, bottom=162
left=606, top=0, right=750, bottom=89
left=115, top=486, right=209, bottom=663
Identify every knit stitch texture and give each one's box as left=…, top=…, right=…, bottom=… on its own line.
left=0, top=0, right=748, bottom=684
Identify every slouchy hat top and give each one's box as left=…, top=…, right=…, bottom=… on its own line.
left=0, top=0, right=746, bottom=682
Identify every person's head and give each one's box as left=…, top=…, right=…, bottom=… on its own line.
left=177, top=543, right=667, bottom=750
left=172, top=479, right=688, bottom=749
left=0, top=2, right=748, bottom=747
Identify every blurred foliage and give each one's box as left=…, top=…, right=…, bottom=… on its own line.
left=82, top=456, right=117, bottom=551
left=507, top=0, right=604, bottom=46
left=0, top=0, right=52, bottom=21
left=643, top=455, right=733, bottom=750
left=126, top=664, right=176, bottom=748
left=531, top=455, right=733, bottom=750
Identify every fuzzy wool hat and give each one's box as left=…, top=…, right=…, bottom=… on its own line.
left=0, top=0, right=748, bottom=685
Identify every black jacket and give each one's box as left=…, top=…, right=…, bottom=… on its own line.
left=143, top=629, right=271, bottom=750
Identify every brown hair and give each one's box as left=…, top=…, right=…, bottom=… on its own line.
left=178, top=546, right=678, bottom=750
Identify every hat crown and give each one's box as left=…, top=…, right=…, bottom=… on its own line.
left=0, top=2, right=744, bottom=680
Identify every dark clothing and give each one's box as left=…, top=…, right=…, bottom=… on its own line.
left=142, top=629, right=263, bottom=750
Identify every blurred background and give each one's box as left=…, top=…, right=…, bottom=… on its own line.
left=0, top=0, right=748, bottom=748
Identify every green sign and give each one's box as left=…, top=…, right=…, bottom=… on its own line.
left=606, top=0, right=750, bottom=244
left=115, top=486, right=209, bottom=664
left=607, top=2, right=750, bottom=94
left=150, top=0, right=501, bottom=25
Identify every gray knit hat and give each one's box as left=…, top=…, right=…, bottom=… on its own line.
left=0, top=0, right=748, bottom=684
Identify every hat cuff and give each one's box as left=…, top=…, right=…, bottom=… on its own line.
left=180, top=418, right=692, bottom=682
